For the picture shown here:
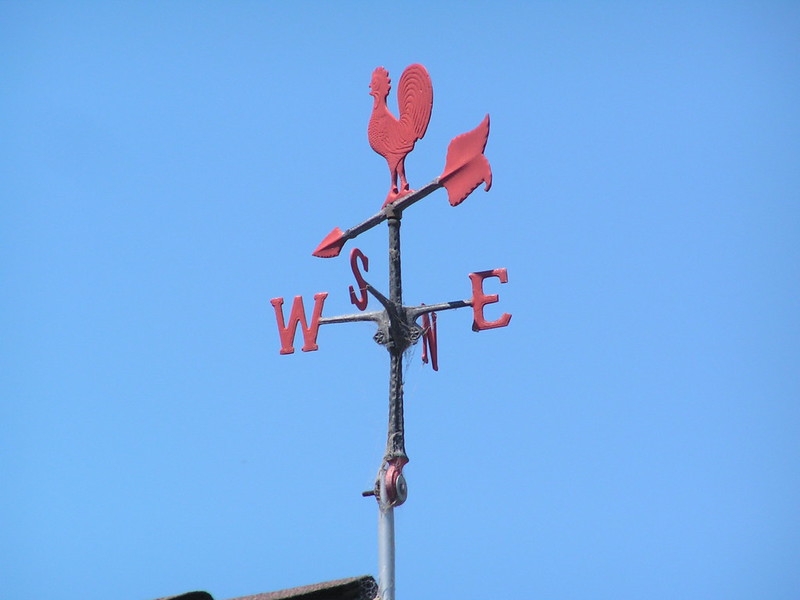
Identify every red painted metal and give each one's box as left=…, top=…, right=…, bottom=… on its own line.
left=439, top=115, right=492, bottom=207
left=420, top=310, right=438, bottom=371
left=468, top=269, right=512, bottom=331
left=312, top=72, right=492, bottom=258
left=270, top=293, right=328, bottom=354
left=313, top=226, right=346, bottom=259
left=348, top=248, right=370, bottom=311
left=383, top=457, right=409, bottom=507
left=368, top=64, right=434, bottom=207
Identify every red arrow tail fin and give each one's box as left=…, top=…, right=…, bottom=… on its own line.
left=439, top=114, right=492, bottom=207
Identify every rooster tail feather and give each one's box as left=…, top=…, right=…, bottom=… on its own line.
left=439, top=114, right=492, bottom=207
left=397, top=64, right=434, bottom=141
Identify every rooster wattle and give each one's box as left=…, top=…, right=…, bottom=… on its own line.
left=368, top=64, right=434, bottom=206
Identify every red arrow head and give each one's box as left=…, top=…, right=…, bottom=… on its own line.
left=312, top=227, right=346, bottom=258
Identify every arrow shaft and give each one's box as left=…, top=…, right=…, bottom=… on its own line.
left=324, top=180, right=443, bottom=252
left=407, top=299, right=472, bottom=319
left=318, top=311, right=384, bottom=325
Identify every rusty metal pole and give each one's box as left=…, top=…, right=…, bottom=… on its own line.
left=386, top=212, right=407, bottom=466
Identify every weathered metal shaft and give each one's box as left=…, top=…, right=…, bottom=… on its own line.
left=386, top=215, right=406, bottom=463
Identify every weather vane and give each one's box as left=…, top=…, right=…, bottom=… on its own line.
left=271, top=64, right=511, bottom=600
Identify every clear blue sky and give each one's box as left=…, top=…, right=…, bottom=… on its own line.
left=2, top=3, right=799, bottom=599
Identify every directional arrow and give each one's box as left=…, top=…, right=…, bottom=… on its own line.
left=312, top=116, right=492, bottom=259
left=312, top=181, right=438, bottom=258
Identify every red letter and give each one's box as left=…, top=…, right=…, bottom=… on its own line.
left=421, top=310, right=439, bottom=371
left=469, top=269, right=511, bottom=331
left=270, top=293, right=328, bottom=354
left=348, top=248, right=369, bottom=311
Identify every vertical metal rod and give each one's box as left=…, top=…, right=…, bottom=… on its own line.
left=386, top=214, right=406, bottom=463
left=377, top=476, right=395, bottom=600
left=388, top=214, right=402, bottom=301
left=377, top=213, right=404, bottom=600
left=387, top=348, right=406, bottom=460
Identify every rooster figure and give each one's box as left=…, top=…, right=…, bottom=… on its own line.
left=368, top=64, right=434, bottom=206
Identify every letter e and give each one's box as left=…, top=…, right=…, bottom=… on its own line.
left=468, top=269, right=511, bottom=331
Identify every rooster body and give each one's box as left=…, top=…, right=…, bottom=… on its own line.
left=368, top=64, right=433, bottom=205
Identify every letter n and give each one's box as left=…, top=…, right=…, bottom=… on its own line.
left=270, top=293, right=328, bottom=354
left=421, top=311, right=439, bottom=371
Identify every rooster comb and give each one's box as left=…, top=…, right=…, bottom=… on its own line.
left=372, top=66, right=390, bottom=81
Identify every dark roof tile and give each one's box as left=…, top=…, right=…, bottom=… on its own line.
left=228, top=576, right=377, bottom=600
left=156, top=593, right=214, bottom=600
left=155, top=575, right=378, bottom=600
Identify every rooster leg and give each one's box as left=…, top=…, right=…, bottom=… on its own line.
left=397, top=157, right=410, bottom=192
left=388, top=158, right=402, bottom=195
left=382, top=164, right=402, bottom=207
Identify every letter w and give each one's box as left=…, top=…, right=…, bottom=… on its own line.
left=270, top=293, right=328, bottom=354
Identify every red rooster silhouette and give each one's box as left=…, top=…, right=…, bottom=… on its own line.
left=311, top=64, right=492, bottom=259
left=368, top=64, right=433, bottom=206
